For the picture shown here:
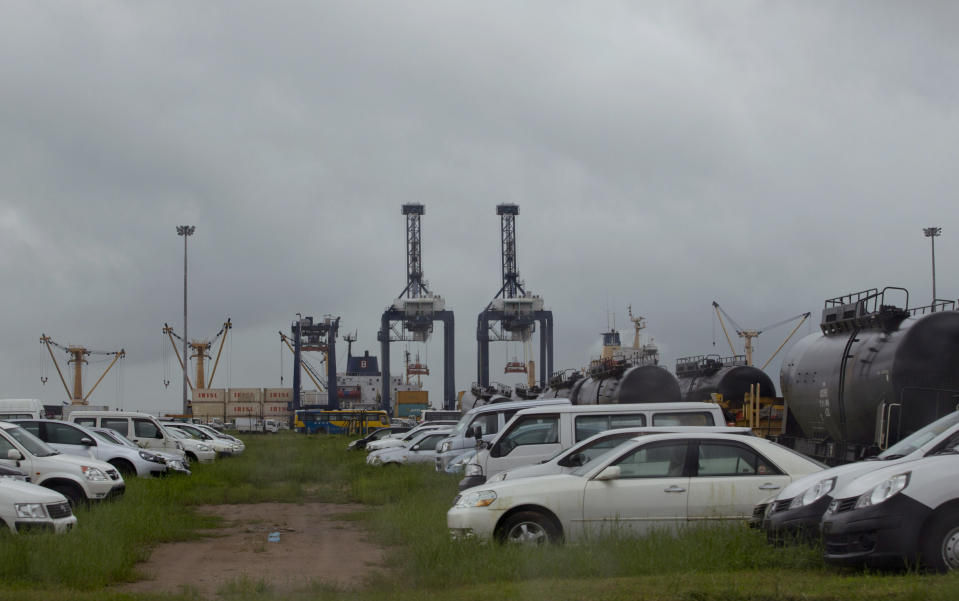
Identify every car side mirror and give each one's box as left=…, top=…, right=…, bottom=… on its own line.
left=470, top=426, right=482, bottom=440
left=80, top=437, right=95, bottom=447
left=411, top=444, right=421, bottom=451
left=7, top=449, right=23, bottom=461
left=594, top=465, right=621, bottom=481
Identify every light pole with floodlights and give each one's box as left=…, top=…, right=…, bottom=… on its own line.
left=177, top=225, right=195, bottom=414
left=923, top=227, right=941, bottom=311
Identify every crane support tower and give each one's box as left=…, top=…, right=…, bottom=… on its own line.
left=292, top=315, right=339, bottom=411
left=378, top=203, right=455, bottom=412
left=39, top=334, right=125, bottom=405
left=162, top=318, right=232, bottom=395
left=476, top=204, right=554, bottom=390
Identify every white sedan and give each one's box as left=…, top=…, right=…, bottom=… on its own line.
left=368, top=430, right=453, bottom=466
left=448, top=432, right=823, bottom=544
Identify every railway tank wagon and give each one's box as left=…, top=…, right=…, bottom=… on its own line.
left=675, top=354, right=777, bottom=410
left=569, top=361, right=682, bottom=405
left=779, top=287, right=959, bottom=463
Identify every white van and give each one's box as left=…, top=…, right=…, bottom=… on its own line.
left=68, top=411, right=184, bottom=455
left=460, top=402, right=728, bottom=489
left=0, top=399, right=45, bottom=420
left=434, top=398, right=573, bottom=472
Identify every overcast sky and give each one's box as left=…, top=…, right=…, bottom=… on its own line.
left=1, top=1, right=956, bottom=414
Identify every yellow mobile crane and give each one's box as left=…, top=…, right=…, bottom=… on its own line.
left=39, top=334, right=125, bottom=405
left=712, top=302, right=810, bottom=369
left=162, top=319, right=232, bottom=392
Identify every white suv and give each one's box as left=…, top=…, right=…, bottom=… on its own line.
left=13, top=419, right=170, bottom=478
left=0, top=421, right=125, bottom=506
left=0, top=478, right=77, bottom=534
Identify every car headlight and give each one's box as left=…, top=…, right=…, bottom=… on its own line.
left=369, top=455, right=382, bottom=465
left=440, top=440, right=452, bottom=453
left=82, top=466, right=109, bottom=481
left=855, top=472, right=910, bottom=509
left=789, top=477, right=836, bottom=509
left=488, top=472, right=508, bottom=482
left=139, top=450, right=162, bottom=463
left=464, top=463, right=484, bottom=477
left=15, top=503, right=47, bottom=518
left=454, top=490, right=497, bottom=508
left=196, top=444, right=212, bottom=452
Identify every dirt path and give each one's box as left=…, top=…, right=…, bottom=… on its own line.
left=119, top=502, right=388, bottom=597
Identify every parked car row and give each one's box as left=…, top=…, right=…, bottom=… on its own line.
left=348, top=399, right=959, bottom=573
left=757, top=411, right=959, bottom=571
left=0, top=409, right=246, bottom=536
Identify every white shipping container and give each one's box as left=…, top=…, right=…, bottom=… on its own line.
left=192, top=402, right=226, bottom=421
left=194, top=388, right=227, bottom=403
left=226, top=402, right=262, bottom=418
left=264, top=388, right=293, bottom=403
left=228, top=388, right=264, bottom=404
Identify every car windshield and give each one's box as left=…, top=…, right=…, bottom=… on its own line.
left=177, top=426, right=211, bottom=440
left=197, top=427, right=233, bottom=440
left=164, top=427, right=187, bottom=440
left=4, top=426, right=59, bottom=457
left=95, top=429, right=138, bottom=448
left=878, top=411, right=959, bottom=459
left=91, top=430, right=120, bottom=446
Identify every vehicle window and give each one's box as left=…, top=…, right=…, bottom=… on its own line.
left=180, top=426, right=210, bottom=440
left=49, top=423, right=89, bottom=445
left=92, top=430, right=118, bottom=445
left=5, top=426, right=58, bottom=457
left=17, top=422, right=41, bottom=437
left=492, top=415, right=559, bottom=457
left=696, top=442, right=781, bottom=476
left=559, top=432, right=640, bottom=467
left=0, top=413, right=33, bottom=420
left=102, top=419, right=130, bottom=436
left=468, top=413, right=499, bottom=437
left=611, top=441, right=688, bottom=478
left=0, top=434, right=15, bottom=456
left=575, top=414, right=647, bottom=442
left=883, top=410, right=959, bottom=458
left=134, top=419, right=163, bottom=439
left=652, top=412, right=715, bottom=427
left=415, top=435, right=445, bottom=451
left=74, top=417, right=97, bottom=428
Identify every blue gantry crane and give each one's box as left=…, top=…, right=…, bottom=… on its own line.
left=378, top=204, right=455, bottom=412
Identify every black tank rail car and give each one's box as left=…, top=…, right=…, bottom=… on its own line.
left=568, top=357, right=682, bottom=405
left=675, top=354, right=777, bottom=422
left=779, top=287, right=959, bottom=464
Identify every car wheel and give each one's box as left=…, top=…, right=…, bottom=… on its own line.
left=922, top=509, right=959, bottom=572
left=186, top=452, right=198, bottom=463
left=498, top=511, right=561, bottom=545
left=109, top=459, right=136, bottom=477
left=46, top=482, right=85, bottom=508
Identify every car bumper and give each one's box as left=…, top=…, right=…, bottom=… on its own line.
left=447, top=506, right=498, bottom=541
left=821, top=494, right=930, bottom=568
left=765, top=496, right=832, bottom=542
left=13, top=515, right=78, bottom=534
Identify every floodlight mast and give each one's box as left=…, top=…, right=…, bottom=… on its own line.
left=176, top=225, right=195, bottom=415
left=924, top=227, right=942, bottom=310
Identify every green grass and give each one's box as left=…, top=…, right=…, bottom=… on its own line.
left=1, top=432, right=958, bottom=600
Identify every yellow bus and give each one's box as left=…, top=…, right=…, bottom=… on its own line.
left=293, top=409, right=390, bottom=435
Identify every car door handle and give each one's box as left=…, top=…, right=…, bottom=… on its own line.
left=664, top=485, right=686, bottom=493
left=758, top=483, right=782, bottom=490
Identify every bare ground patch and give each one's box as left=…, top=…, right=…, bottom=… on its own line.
left=119, top=502, right=387, bottom=597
